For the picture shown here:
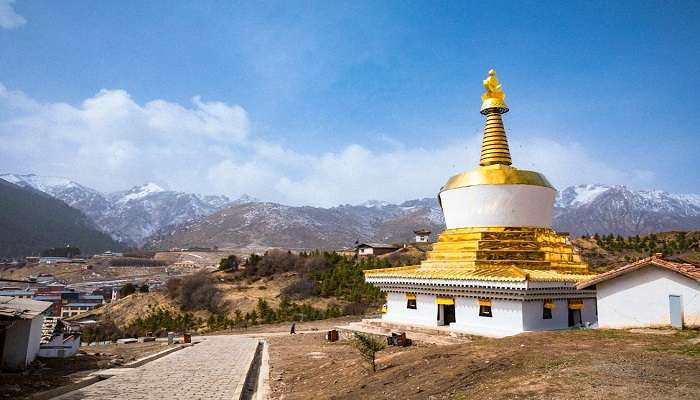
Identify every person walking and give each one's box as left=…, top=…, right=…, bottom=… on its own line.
left=290, top=322, right=296, bottom=334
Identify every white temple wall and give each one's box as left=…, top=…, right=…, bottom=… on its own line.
left=522, top=300, right=568, bottom=331
left=451, top=297, right=524, bottom=337
left=383, top=292, right=437, bottom=326
left=439, top=184, right=555, bottom=229
left=595, top=266, right=700, bottom=328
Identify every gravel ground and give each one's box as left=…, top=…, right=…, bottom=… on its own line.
left=267, top=328, right=700, bottom=400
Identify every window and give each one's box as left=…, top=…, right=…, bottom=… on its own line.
left=478, top=298, right=492, bottom=317
left=406, top=294, right=417, bottom=309
left=543, top=301, right=554, bottom=319
left=542, top=307, right=552, bottom=319
left=479, top=305, right=492, bottom=317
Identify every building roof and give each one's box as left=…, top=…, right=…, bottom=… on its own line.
left=0, top=296, right=52, bottom=319
left=577, top=254, right=700, bottom=289
left=357, top=243, right=400, bottom=249
left=364, top=264, right=595, bottom=283
left=80, top=295, right=104, bottom=300
left=33, top=295, right=61, bottom=301
left=0, top=290, right=33, bottom=296
left=63, top=303, right=99, bottom=308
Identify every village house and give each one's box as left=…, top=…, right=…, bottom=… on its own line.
left=61, top=303, right=99, bottom=318
left=577, top=254, right=700, bottom=329
left=356, top=243, right=401, bottom=257
left=414, top=229, right=432, bottom=243
left=0, top=296, right=52, bottom=370
left=37, top=317, right=81, bottom=358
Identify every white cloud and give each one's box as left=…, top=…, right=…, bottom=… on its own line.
left=0, top=0, right=25, bottom=29
left=0, top=83, right=654, bottom=207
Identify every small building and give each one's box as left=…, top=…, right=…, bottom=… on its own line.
left=0, top=296, right=52, bottom=370
left=577, top=254, right=700, bottom=329
left=37, top=317, right=81, bottom=358
left=414, top=229, right=432, bottom=243
left=173, top=260, right=196, bottom=268
left=356, top=243, right=401, bottom=257
left=0, top=290, right=33, bottom=299
left=61, top=303, right=98, bottom=318
left=334, top=248, right=357, bottom=257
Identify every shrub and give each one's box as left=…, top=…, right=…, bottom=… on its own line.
left=351, top=333, right=386, bottom=372
left=177, top=272, right=226, bottom=313
left=281, top=279, right=316, bottom=300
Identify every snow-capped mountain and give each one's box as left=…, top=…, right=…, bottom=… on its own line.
left=0, top=174, right=233, bottom=245
left=554, top=184, right=700, bottom=236
left=2, top=173, right=699, bottom=250
left=145, top=198, right=445, bottom=251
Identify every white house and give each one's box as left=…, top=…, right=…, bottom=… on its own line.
left=37, top=317, right=81, bottom=358
left=356, top=243, right=400, bottom=257
left=577, top=254, right=700, bottom=329
left=0, top=296, right=52, bottom=370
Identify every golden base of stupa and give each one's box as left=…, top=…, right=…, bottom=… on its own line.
left=365, top=226, right=594, bottom=283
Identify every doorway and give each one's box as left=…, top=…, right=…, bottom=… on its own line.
left=568, top=308, right=581, bottom=327
left=437, top=304, right=456, bottom=326
left=669, top=295, right=683, bottom=328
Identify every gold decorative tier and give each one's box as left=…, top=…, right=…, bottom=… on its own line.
left=480, top=112, right=512, bottom=166
left=364, top=227, right=593, bottom=282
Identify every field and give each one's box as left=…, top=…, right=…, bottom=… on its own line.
left=268, top=328, right=700, bottom=400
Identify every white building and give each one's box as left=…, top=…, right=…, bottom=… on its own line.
left=0, top=296, right=52, bottom=370
left=414, top=229, right=431, bottom=243
left=577, top=254, right=700, bottom=329
left=356, top=243, right=400, bottom=257
left=37, top=317, right=81, bottom=358
left=364, top=70, right=597, bottom=337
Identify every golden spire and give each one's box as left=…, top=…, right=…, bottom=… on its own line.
left=479, top=69, right=512, bottom=166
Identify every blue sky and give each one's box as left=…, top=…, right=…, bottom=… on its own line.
left=0, top=1, right=698, bottom=205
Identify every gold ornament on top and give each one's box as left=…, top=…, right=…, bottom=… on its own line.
left=480, top=69, right=509, bottom=114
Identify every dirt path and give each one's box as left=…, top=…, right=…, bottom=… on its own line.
left=266, top=328, right=700, bottom=399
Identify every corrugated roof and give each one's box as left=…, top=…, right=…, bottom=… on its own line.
left=577, top=254, right=700, bottom=289
left=0, top=296, right=52, bottom=319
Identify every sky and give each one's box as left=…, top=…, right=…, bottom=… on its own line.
left=0, top=1, right=698, bottom=207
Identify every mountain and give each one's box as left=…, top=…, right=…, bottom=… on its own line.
left=0, top=179, right=123, bottom=257
left=553, top=184, right=700, bottom=236
left=0, top=174, right=232, bottom=245
left=146, top=185, right=700, bottom=251
left=145, top=198, right=445, bottom=251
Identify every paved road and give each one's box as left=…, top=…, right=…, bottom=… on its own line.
left=56, top=336, right=259, bottom=400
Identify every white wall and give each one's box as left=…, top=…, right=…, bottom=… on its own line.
left=596, top=266, right=700, bottom=328
left=451, top=297, right=524, bottom=337
left=38, top=335, right=81, bottom=358
left=439, top=184, right=555, bottom=229
left=522, top=299, right=597, bottom=331
left=383, top=292, right=437, bottom=326
left=1, top=316, right=43, bottom=370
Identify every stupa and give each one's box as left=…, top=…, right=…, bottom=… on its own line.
left=364, top=70, right=598, bottom=337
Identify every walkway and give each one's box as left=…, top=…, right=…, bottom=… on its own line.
left=55, top=336, right=259, bottom=400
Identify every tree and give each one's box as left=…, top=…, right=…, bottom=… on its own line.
left=119, top=283, right=137, bottom=297
left=351, top=332, right=386, bottom=372
left=219, top=255, right=239, bottom=271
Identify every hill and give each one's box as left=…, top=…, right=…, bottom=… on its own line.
left=0, top=180, right=123, bottom=257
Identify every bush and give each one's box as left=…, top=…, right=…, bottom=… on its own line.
left=351, top=333, right=386, bottom=372
left=119, top=283, right=137, bottom=297
left=219, top=255, right=239, bottom=271
left=281, top=279, right=316, bottom=300
left=170, top=272, right=226, bottom=313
